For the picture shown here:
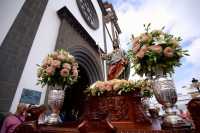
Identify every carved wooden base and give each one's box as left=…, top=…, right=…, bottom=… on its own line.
left=15, top=120, right=194, bottom=133
left=86, top=95, right=152, bottom=129
left=112, top=121, right=152, bottom=130
left=78, top=112, right=116, bottom=133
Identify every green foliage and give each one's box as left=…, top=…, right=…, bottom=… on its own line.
left=85, top=79, right=153, bottom=97
left=37, top=49, right=79, bottom=89
left=128, top=23, right=189, bottom=77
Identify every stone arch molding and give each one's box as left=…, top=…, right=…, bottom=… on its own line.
left=55, top=6, right=104, bottom=84
left=69, top=46, right=103, bottom=84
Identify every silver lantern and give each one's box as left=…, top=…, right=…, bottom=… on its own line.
left=47, top=86, right=65, bottom=124
left=153, top=76, right=186, bottom=127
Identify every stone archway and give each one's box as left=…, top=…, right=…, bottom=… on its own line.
left=60, top=47, right=104, bottom=121
left=61, top=64, right=90, bottom=121
left=53, top=7, right=104, bottom=121
left=70, top=46, right=103, bottom=83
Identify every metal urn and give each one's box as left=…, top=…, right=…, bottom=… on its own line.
left=47, top=86, right=65, bottom=124
left=153, top=75, right=188, bottom=128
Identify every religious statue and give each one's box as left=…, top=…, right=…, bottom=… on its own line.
left=102, top=42, right=130, bottom=80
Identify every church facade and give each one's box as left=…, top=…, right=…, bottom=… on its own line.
left=0, top=0, right=120, bottom=114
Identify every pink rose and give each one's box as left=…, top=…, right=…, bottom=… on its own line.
left=132, top=37, right=140, bottom=45
left=136, top=51, right=145, bottom=59
left=140, top=33, right=151, bottom=43
left=148, top=45, right=162, bottom=54
left=73, top=63, right=78, bottom=67
left=44, top=57, right=53, bottom=65
left=63, top=63, right=71, bottom=70
left=68, top=54, right=75, bottom=62
left=46, top=67, right=55, bottom=76
left=95, top=82, right=105, bottom=90
left=42, top=63, right=48, bottom=69
left=72, top=63, right=78, bottom=70
left=51, top=60, right=61, bottom=68
left=60, top=69, right=69, bottom=77
left=42, top=57, right=53, bottom=68
left=100, top=83, right=109, bottom=91
left=57, top=54, right=66, bottom=61
left=132, top=43, right=141, bottom=53
left=51, top=52, right=59, bottom=59
left=72, top=69, right=78, bottom=78
left=136, top=45, right=148, bottom=59
left=113, top=82, right=121, bottom=90
left=104, top=82, right=113, bottom=91
left=163, top=47, right=174, bottom=58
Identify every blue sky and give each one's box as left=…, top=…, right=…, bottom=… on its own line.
left=104, top=0, right=200, bottom=93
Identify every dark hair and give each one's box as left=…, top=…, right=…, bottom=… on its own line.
left=113, top=44, right=119, bottom=49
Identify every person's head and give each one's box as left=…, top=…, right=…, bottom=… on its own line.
left=16, top=103, right=28, bottom=116
left=113, top=44, right=119, bottom=49
left=179, top=109, right=184, bottom=114
left=26, top=105, right=47, bottom=121
left=39, top=105, right=47, bottom=113
left=113, top=39, right=120, bottom=49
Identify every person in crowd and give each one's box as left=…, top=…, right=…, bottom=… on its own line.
left=179, top=109, right=187, bottom=119
left=179, top=109, right=192, bottom=121
left=26, top=104, right=47, bottom=122
left=0, top=103, right=27, bottom=133
left=0, top=113, right=6, bottom=130
left=27, top=105, right=47, bottom=124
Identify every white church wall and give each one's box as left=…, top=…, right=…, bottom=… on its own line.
left=104, top=22, right=113, bottom=53
left=10, top=0, right=105, bottom=113
left=0, top=0, right=25, bottom=46
left=105, top=28, right=113, bottom=53
left=10, top=0, right=67, bottom=113
left=66, top=0, right=104, bottom=51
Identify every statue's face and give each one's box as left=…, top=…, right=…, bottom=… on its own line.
left=113, top=45, right=119, bottom=49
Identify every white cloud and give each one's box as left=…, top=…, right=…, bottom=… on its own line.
left=173, top=37, right=200, bottom=91
left=110, top=0, right=200, bottom=92
left=113, top=0, right=200, bottom=47
left=185, top=38, right=200, bottom=66
left=174, top=37, right=200, bottom=88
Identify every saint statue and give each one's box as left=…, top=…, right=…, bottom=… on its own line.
left=102, top=41, right=130, bottom=80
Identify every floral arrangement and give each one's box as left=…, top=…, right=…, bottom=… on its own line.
left=37, top=49, right=79, bottom=89
left=128, top=23, right=189, bottom=77
left=85, top=79, right=153, bottom=97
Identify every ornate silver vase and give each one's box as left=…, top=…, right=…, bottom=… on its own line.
left=153, top=75, right=186, bottom=127
left=47, top=86, right=65, bottom=124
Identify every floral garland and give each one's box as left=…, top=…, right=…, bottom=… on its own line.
left=85, top=79, right=153, bottom=97
left=128, top=23, right=189, bottom=77
left=37, top=49, right=78, bottom=89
